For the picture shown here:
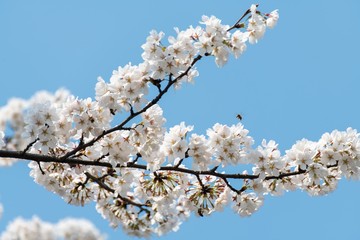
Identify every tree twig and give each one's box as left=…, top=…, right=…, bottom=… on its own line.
left=0, top=149, right=327, bottom=195
left=227, top=4, right=258, bottom=31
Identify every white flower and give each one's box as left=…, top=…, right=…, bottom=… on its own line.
left=207, top=123, right=252, bottom=166
left=307, top=163, right=329, bottom=184
left=213, top=46, right=229, bottom=67
left=247, top=6, right=266, bottom=44
left=266, top=10, right=279, bottom=29
left=285, top=139, right=318, bottom=170
left=188, top=134, right=212, bottom=170
left=250, top=179, right=267, bottom=195
left=251, top=139, right=284, bottom=179
left=232, top=192, right=263, bottom=217
left=231, top=30, right=248, bottom=58
left=214, top=186, right=231, bottom=211
left=141, top=30, right=165, bottom=61
left=161, top=122, right=193, bottom=164
left=200, top=15, right=229, bottom=36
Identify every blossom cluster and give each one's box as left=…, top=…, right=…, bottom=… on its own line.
left=0, top=89, right=71, bottom=166
left=8, top=4, right=360, bottom=238
left=0, top=216, right=106, bottom=240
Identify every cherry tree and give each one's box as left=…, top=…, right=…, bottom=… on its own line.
left=0, top=3, right=359, bottom=238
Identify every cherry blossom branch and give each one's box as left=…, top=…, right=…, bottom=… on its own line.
left=0, top=149, right=332, bottom=190
left=60, top=55, right=203, bottom=161
left=0, top=150, right=113, bottom=168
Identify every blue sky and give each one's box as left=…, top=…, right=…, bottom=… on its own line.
left=1, top=0, right=360, bottom=239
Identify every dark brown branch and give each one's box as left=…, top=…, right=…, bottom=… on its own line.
left=159, top=165, right=258, bottom=180
left=131, top=153, right=141, bottom=164
left=174, top=159, right=184, bottom=168
left=129, top=104, right=135, bottom=115
left=22, top=138, right=39, bottom=154
left=147, top=78, right=162, bottom=93
left=0, top=149, right=333, bottom=196
left=220, top=177, right=242, bottom=194
left=36, top=161, right=45, bottom=175
left=95, top=153, right=109, bottom=162
left=0, top=150, right=310, bottom=181
left=0, top=150, right=113, bottom=168
left=121, top=122, right=144, bottom=131
left=265, top=169, right=307, bottom=180
left=210, top=165, right=219, bottom=172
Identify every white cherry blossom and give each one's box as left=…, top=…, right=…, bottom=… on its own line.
left=266, top=9, right=279, bottom=29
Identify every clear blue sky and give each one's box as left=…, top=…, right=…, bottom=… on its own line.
left=1, top=0, right=360, bottom=239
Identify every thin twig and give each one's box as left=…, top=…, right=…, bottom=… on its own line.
left=227, top=5, right=258, bottom=31
left=37, top=161, right=45, bottom=175
left=131, top=153, right=142, bottom=164
left=22, top=138, right=39, bottom=154
left=94, top=153, right=109, bottom=162
left=195, top=173, right=206, bottom=191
